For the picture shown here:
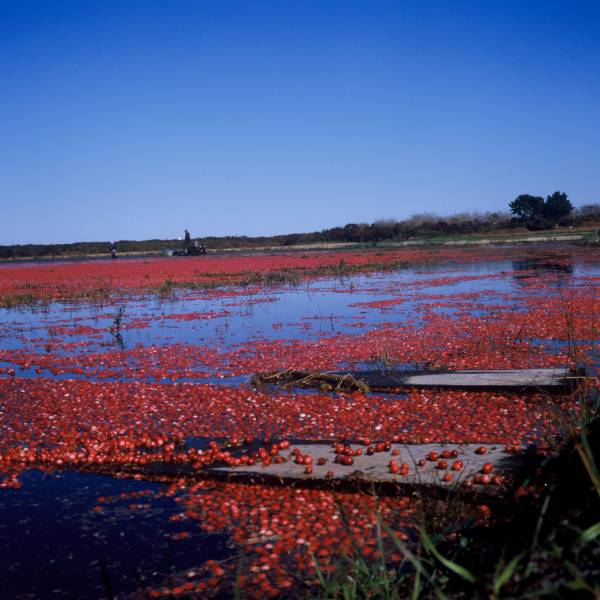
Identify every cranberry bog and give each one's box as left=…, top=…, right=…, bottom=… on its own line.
left=0, top=244, right=599, bottom=598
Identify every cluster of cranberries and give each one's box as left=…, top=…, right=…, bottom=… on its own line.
left=0, top=247, right=442, bottom=304
left=0, top=371, right=584, bottom=490
left=142, top=480, right=417, bottom=598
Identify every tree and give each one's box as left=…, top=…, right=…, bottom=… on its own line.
left=342, top=223, right=361, bottom=242
left=543, top=191, right=573, bottom=221
left=509, top=194, right=545, bottom=222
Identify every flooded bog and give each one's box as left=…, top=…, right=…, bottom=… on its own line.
left=0, top=245, right=599, bottom=597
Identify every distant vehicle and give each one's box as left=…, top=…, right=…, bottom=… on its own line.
left=162, top=233, right=207, bottom=257
left=165, top=245, right=207, bottom=257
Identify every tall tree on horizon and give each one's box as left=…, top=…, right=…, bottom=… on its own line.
left=543, top=191, right=573, bottom=221
left=509, top=194, right=545, bottom=222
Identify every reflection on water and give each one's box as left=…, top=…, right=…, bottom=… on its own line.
left=511, top=256, right=574, bottom=287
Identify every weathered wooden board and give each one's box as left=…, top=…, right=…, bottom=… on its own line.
left=342, top=368, right=572, bottom=390
left=76, top=442, right=529, bottom=496
left=253, top=367, right=575, bottom=392
left=208, top=442, right=526, bottom=493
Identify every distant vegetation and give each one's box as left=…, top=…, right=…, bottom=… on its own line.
left=2, top=196, right=600, bottom=259
left=509, top=190, right=575, bottom=230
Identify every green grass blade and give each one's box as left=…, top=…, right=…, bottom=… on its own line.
left=580, top=521, right=600, bottom=545
left=411, top=565, right=422, bottom=600
left=577, top=427, right=600, bottom=498
left=492, top=554, right=522, bottom=595
left=530, top=494, right=551, bottom=553
left=234, top=559, right=244, bottom=600
left=375, top=514, right=391, bottom=595
left=382, top=524, right=426, bottom=577
left=420, top=528, right=476, bottom=583
left=308, top=547, right=328, bottom=590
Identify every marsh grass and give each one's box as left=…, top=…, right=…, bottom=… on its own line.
left=0, top=292, right=42, bottom=309
left=155, top=259, right=413, bottom=296
left=0, top=281, right=114, bottom=308
left=0, top=253, right=415, bottom=308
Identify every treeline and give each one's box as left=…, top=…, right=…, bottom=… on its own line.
left=509, top=191, right=575, bottom=230
left=2, top=204, right=600, bottom=259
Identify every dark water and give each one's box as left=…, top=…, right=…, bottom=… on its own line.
left=0, top=471, right=229, bottom=599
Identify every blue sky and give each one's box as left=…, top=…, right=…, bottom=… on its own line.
left=1, top=1, right=599, bottom=244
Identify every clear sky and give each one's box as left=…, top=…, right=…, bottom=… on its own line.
left=1, top=1, right=599, bottom=244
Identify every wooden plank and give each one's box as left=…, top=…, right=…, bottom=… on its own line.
left=337, top=367, right=573, bottom=390
left=72, top=441, right=529, bottom=496
left=253, top=368, right=576, bottom=392
left=208, top=442, right=527, bottom=493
